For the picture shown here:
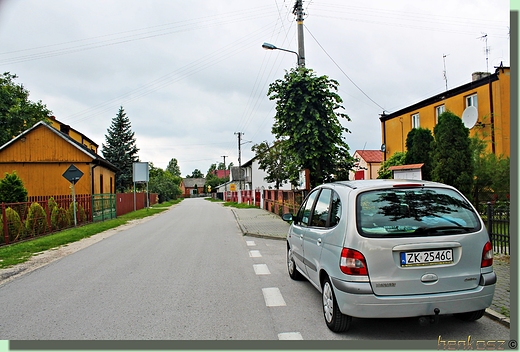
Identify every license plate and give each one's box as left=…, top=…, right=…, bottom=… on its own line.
left=400, top=249, right=453, bottom=267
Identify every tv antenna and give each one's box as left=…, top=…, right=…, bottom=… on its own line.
left=477, top=33, right=490, bottom=72
left=443, top=54, right=449, bottom=91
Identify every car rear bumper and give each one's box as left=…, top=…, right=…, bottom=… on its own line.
left=331, top=274, right=496, bottom=318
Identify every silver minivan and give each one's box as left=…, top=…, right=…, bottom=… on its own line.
left=283, top=179, right=496, bottom=332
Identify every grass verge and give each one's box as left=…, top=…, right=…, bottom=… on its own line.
left=0, top=199, right=182, bottom=269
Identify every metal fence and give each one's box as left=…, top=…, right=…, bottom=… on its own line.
left=92, top=194, right=116, bottom=222
left=482, top=202, right=510, bottom=255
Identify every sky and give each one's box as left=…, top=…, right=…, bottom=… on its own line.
left=0, top=0, right=511, bottom=176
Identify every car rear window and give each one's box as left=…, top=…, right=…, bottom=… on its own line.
left=356, top=187, right=482, bottom=238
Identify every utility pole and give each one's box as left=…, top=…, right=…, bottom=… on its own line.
left=293, top=0, right=305, bottom=67
left=234, top=132, right=243, bottom=192
left=221, top=155, right=228, bottom=169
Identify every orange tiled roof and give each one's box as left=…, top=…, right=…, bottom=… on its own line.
left=355, top=150, right=383, bottom=163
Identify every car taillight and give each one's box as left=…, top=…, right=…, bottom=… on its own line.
left=340, top=248, right=368, bottom=275
left=481, top=241, right=493, bottom=268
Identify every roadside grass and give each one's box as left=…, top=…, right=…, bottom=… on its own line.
left=222, top=201, right=258, bottom=209
left=205, top=197, right=223, bottom=203
left=0, top=199, right=182, bottom=269
left=204, top=197, right=258, bottom=209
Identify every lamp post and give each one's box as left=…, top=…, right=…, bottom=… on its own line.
left=262, top=42, right=302, bottom=67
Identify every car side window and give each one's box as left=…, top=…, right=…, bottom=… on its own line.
left=311, top=189, right=332, bottom=228
left=297, top=189, right=320, bottom=227
left=329, top=191, right=341, bottom=227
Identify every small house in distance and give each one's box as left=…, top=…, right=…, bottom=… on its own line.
left=180, top=178, right=206, bottom=197
left=350, top=150, right=383, bottom=180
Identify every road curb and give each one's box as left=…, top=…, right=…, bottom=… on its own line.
left=484, top=308, right=510, bottom=328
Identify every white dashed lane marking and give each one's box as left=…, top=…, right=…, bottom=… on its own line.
left=278, top=332, right=303, bottom=340
left=262, top=287, right=286, bottom=307
left=249, top=250, right=262, bottom=258
left=253, top=264, right=271, bottom=275
left=246, top=240, right=256, bottom=246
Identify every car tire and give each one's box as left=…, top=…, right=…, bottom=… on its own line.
left=322, top=277, right=352, bottom=332
left=287, top=245, right=303, bottom=280
left=454, top=309, right=485, bottom=321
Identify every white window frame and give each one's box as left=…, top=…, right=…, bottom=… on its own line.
left=466, top=94, right=478, bottom=108
left=435, top=105, right=445, bottom=123
left=411, top=113, right=420, bottom=128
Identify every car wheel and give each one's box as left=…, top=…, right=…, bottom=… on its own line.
left=322, top=277, right=352, bottom=332
left=287, top=245, right=303, bottom=280
left=454, top=309, right=485, bottom=321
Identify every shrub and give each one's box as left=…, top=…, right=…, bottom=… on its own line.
left=67, top=202, right=87, bottom=225
left=48, top=197, right=69, bottom=230
left=25, top=202, right=47, bottom=237
left=0, top=207, right=23, bottom=244
left=0, top=171, right=28, bottom=203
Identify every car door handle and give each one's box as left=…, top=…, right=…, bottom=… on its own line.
left=299, top=234, right=303, bottom=240
left=317, top=238, right=322, bottom=246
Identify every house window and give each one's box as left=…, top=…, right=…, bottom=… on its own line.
left=466, top=94, right=478, bottom=108
left=435, top=105, right=445, bottom=123
left=411, top=113, right=420, bottom=128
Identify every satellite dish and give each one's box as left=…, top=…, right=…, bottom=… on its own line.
left=462, top=106, right=478, bottom=129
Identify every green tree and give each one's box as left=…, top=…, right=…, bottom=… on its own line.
left=0, top=72, right=52, bottom=146
left=268, top=67, right=355, bottom=188
left=187, top=169, right=203, bottom=178
left=377, top=151, right=407, bottom=179
left=431, top=111, right=473, bottom=197
left=0, top=171, right=28, bottom=203
left=405, top=127, right=434, bottom=180
left=166, top=158, right=181, bottom=177
left=251, top=140, right=294, bottom=189
left=205, top=163, right=230, bottom=192
left=102, top=106, right=140, bottom=192
left=471, top=136, right=510, bottom=204
left=148, top=163, right=181, bottom=203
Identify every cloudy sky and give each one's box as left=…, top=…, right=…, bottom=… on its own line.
left=0, top=0, right=511, bottom=176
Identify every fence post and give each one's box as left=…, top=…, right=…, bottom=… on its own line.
left=486, top=202, right=493, bottom=245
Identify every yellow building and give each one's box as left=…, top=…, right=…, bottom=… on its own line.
left=380, top=66, right=510, bottom=161
left=0, top=120, right=117, bottom=197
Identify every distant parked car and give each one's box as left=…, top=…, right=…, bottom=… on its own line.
left=283, top=179, right=496, bottom=332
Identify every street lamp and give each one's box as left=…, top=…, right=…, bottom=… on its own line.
left=262, top=42, right=301, bottom=66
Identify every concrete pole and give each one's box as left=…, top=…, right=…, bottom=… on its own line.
left=294, top=0, right=305, bottom=67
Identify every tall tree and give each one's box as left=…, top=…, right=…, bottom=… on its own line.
left=187, top=169, right=203, bottom=178
left=0, top=72, right=52, bottom=146
left=102, top=106, right=139, bottom=192
left=166, top=158, right=181, bottom=177
left=405, top=127, right=434, bottom=180
left=251, top=140, right=294, bottom=189
left=268, top=67, right=355, bottom=188
left=431, top=111, right=473, bottom=197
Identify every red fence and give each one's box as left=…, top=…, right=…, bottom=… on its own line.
left=222, top=189, right=305, bottom=216
left=1, top=192, right=158, bottom=247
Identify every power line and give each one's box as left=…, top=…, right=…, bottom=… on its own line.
left=304, top=25, right=386, bottom=112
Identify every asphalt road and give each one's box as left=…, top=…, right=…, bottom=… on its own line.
left=0, top=198, right=512, bottom=346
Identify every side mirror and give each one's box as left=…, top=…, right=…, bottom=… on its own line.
left=282, top=213, right=294, bottom=223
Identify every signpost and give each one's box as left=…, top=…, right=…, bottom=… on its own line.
left=62, top=164, right=84, bottom=226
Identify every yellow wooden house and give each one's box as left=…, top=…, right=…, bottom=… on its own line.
left=380, top=65, right=510, bottom=161
left=0, top=120, right=118, bottom=198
